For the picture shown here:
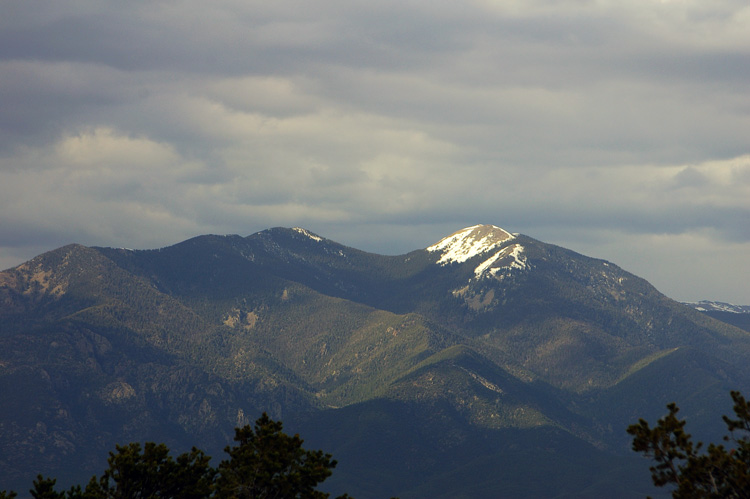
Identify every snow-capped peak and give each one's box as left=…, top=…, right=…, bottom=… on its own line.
left=292, top=227, right=323, bottom=242
left=427, top=225, right=515, bottom=265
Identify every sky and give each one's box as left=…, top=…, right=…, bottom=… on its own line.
left=1, top=0, right=749, bottom=304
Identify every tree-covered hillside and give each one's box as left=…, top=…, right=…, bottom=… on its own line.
left=1, top=225, right=748, bottom=497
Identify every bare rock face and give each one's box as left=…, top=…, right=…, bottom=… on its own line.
left=100, top=381, right=136, bottom=404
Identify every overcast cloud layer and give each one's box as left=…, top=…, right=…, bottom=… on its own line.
left=1, top=0, right=749, bottom=304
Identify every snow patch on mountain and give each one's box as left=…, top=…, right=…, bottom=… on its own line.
left=474, top=251, right=502, bottom=277
left=292, top=227, right=323, bottom=242
left=427, top=225, right=515, bottom=265
left=474, top=243, right=527, bottom=278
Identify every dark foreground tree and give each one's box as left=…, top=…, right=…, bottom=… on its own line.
left=627, top=390, right=750, bottom=498
left=11, top=413, right=353, bottom=499
left=29, top=475, right=69, bottom=498
left=85, top=442, right=215, bottom=498
left=216, top=413, right=344, bottom=499
left=26, top=443, right=214, bottom=499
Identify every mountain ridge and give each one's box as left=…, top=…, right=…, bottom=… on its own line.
left=1, top=224, right=748, bottom=497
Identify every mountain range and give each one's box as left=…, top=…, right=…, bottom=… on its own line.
left=1, top=224, right=749, bottom=498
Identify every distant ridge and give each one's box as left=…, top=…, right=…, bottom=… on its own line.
left=683, top=300, right=750, bottom=314
left=684, top=301, right=750, bottom=333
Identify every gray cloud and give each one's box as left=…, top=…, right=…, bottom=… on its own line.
left=1, top=0, right=749, bottom=303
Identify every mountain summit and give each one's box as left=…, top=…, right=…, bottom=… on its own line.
left=427, top=224, right=527, bottom=282
left=427, top=224, right=515, bottom=264
left=1, top=225, right=749, bottom=497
